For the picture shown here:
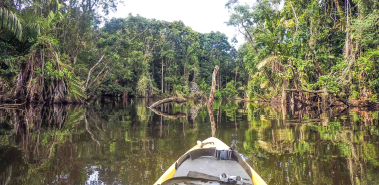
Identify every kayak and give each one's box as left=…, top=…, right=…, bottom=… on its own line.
left=154, top=137, right=266, bottom=185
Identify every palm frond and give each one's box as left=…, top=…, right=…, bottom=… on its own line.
left=0, top=7, right=23, bottom=41
left=65, top=108, right=85, bottom=126
left=256, top=55, right=278, bottom=70
left=67, top=76, right=87, bottom=101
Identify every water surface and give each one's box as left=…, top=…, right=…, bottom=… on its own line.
left=0, top=98, right=379, bottom=184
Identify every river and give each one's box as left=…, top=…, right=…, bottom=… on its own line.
left=0, top=98, right=378, bottom=184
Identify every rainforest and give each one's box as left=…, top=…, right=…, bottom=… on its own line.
left=1, top=0, right=379, bottom=184
left=1, top=0, right=378, bottom=106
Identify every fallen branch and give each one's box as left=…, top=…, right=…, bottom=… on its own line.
left=148, top=96, right=187, bottom=109
left=85, top=54, right=105, bottom=90
left=87, top=60, right=110, bottom=90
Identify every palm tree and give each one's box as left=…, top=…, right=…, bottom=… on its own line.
left=0, top=7, right=23, bottom=41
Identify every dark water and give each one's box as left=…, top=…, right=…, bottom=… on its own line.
left=0, top=98, right=379, bottom=185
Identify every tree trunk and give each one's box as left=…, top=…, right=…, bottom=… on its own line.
left=209, top=66, right=220, bottom=108
left=334, top=0, right=344, bottom=17
left=288, top=0, right=299, bottom=31
left=165, top=80, right=168, bottom=94
left=161, top=58, right=164, bottom=93
left=160, top=105, right=163, bottom=137
left=208, top=65, right=219, bottom=137
left=184, top=52, right=189, bottom=83
left=241, top=22, right=259, bottom=53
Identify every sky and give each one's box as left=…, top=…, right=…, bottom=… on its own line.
left=108, top=0, right=252, bottom=48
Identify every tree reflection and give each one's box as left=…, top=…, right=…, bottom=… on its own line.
left=0, top=100, right=378, bottom=184
left=242, top=104, right=379, bottom=184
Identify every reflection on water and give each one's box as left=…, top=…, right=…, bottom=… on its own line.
left=0, top=99, right=379, bottom=184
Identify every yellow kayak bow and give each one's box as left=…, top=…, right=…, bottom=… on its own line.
left=154, top=137, right=266, bottom=185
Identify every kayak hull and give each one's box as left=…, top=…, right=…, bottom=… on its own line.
left=154, top=137, right=266, bottom=185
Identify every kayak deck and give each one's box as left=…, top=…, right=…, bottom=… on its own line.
left=174, top=156, right=253, bottom=184
left=154, top=137, right=266, bottom=185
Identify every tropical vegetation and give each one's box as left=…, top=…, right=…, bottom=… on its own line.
left=226, top=0, right=379, bottom=103
left=1, top=0, right=379, bottom=104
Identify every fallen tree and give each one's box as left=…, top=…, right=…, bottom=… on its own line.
left=148, top=95, right=187, bottom=109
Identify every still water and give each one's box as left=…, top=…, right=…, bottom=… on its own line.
left=0, top=98, right=379, bottom=185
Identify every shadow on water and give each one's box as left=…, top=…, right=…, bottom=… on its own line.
left=0, top=98, right=379, bottom=184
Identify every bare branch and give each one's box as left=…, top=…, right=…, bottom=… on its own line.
left=240, top=22, right=258, bottom=53
left=288, top=0, right=299, bottom=31
left=87, top=60, right=110, bottom=90
left=85, top=54, right=105, bottom=90
left=88, top=70, right=108, bottom=96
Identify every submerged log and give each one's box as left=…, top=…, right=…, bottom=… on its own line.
left=148, top=96, right=187, bottom=109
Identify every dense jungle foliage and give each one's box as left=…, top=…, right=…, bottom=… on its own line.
left=0, top=0, right=238, bottom=103
left=226, top=0, right=379, bottom=103
left=0, top=0, right=379, bottom=104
